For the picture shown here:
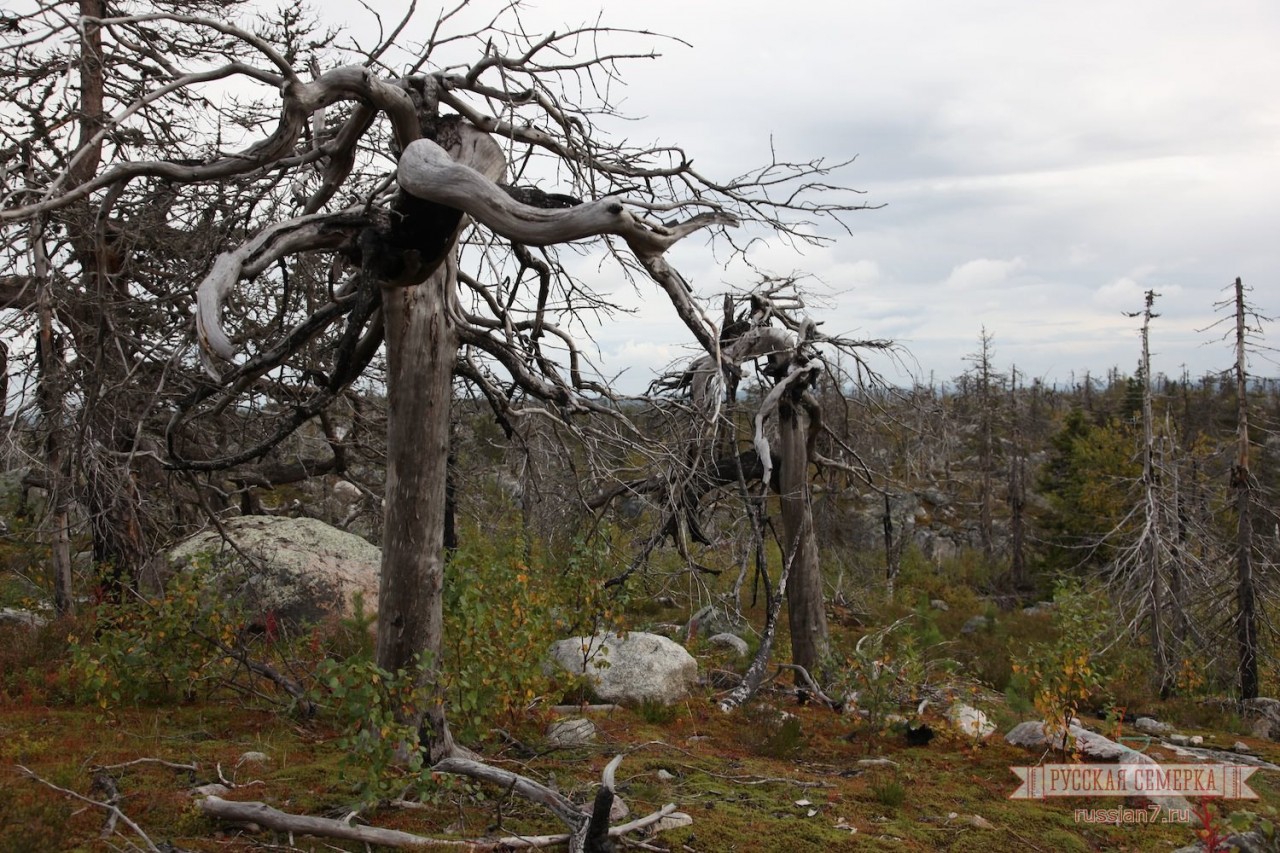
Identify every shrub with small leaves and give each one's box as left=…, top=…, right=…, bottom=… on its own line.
left=67, top=558, right=251, bottom=708
left=1008, top=581, right=1110, bottom=750
left=312, top=651, right=439, bottom=804
left=827, top=615, right=953, bottom=735
left=442, top=525, right=626, bottom=742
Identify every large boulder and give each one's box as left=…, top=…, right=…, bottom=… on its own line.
left=1243, top=697, right=1280, bottom=741
left=164, top=516, right=380, bottom=626
left=1006, top=720, right=1132, bottom=759
left=548, top=631, right=698, bottom=707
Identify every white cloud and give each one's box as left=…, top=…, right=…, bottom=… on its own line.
left=944, top=257, right=1027, bottom=291
left=603, top=340, right=685, bottom=385
left=1094, top=276, right=1146, bottom=309
left=1068, top=245, right=1097, bottom=266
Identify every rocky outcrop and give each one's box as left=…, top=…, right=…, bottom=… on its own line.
left=546, top=718, right=596, bottom=747
left=0, top=608, right=47, bottom=629
left=163, top=516, right=380, bottom=626
left=1133, top=716, right=1174, bottom=735
left=548, top=631, right=698, bottom=707
left=684, top=604, right=746, bottom=641
left=1243, top=697, right=1280, bottom=741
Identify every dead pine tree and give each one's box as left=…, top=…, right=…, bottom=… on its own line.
left=1103, top=291, right=1227, bottom=697
left=2, top=2, right=876, bottom=844
left=1129, top=291, right=1173, bottom=691
left=1108, top=291, right=1181, bottom=695
left=1205, top=277, right=1273, bottom=700
left=595, top=279, right=895, bottom=708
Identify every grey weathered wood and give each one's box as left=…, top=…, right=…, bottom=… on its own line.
left=198, top=796, right=478, bottom=848
left=375, top=127, right=506, bottom=761
left=198, top=792, right=683, bottom=850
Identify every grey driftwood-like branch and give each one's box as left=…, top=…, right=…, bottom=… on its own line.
left=194, top=131, right=734, bottom=373
left=198, top=752, right=686, bottom=852
left=199, top=796, right=683, bottom=850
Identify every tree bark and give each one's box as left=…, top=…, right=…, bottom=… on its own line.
left=778, top=398, right=827, bottom=675
left=35, top=234, right=74, bottom=616
left=377, top=257, right=460, bottom=760
left=375, top=125, right=506, bottom=761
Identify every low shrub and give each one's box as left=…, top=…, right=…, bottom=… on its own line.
left=1007, top=580, right=1111, bottom=747
left=67, top=558, right=253, bottom=708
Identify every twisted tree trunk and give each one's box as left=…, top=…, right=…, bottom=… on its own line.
left=375, top=128, right=505, bottom=761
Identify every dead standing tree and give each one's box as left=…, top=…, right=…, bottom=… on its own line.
left=1205, top=277, right=1273, bottom=700
left=702, top=285, right=892, bottom=709
left=2, top=0, right=872, bottom=781
left=1106, top=291, right=1231, bottom=697
left=594, top=280, right=893, bottom=709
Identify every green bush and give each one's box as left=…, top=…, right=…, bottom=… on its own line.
left=442, top=526, right=625, bottom=742
left=67, top=559, right=251, bottom=708
left=312, top=651, right=440, bottom=803
left=868, top=770, right=907, bottom=808
left=1007, top=581, right=1111, bottom=747
left=828, top=614, right=956, bottom=732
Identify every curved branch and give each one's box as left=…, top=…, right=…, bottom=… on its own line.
left=457, top=326, right=615, bottom=417
left=3, top=65, right=417, bottom=223
left=433, top=757, right=586, bottom=837
left=194, top=210, right=365, bottom=369
left=751, top=363, right=820, bottom=487
left=398, top=139, right=734, bottom=253
left=397, top=137, right=733, bottom=356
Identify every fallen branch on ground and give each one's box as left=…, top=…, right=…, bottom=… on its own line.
left=200, top=754, right=685, bottom=852
left=95, top=757, right=199, bottom=774
left=198, top=795, right=684, bottom=850
left=17, top=765, right=167, bottom=853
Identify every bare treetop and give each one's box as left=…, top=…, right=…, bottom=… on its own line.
left=2, top=1, right=875, bottom=433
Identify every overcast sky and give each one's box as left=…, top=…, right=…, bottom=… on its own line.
left=346, top=0, right=1280, bottom=391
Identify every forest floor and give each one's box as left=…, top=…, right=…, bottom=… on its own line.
left=3, top=617, right=1277, bottom=853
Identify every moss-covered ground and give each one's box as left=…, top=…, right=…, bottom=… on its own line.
left=3, top=611, right=1276, bottom=853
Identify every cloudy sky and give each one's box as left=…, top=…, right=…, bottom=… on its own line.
left=349, top=0, right=1280, bottom=391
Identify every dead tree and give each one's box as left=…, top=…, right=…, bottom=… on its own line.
left=599, top=280, right=893, bottom=696
left=1207, top=277, right=1272, bottom=700
left=1, top=0, right=873, bottom=775
left=1231, top=278, right=1259, bottom=700
left=1107, top=291, right=1229, bottom=696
